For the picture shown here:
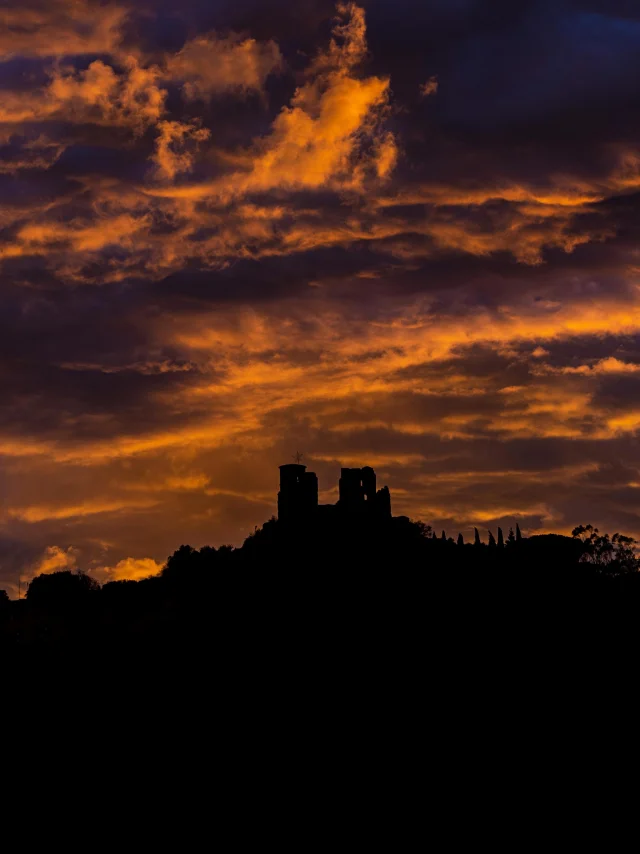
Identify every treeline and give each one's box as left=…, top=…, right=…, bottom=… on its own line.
left=1, top=516, right=639, bottom=649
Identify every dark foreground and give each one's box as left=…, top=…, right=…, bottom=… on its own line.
left=2, top=516, right=639, bottom=655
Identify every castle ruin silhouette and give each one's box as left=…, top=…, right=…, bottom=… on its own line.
left=278, top=463, right=391, bottom=523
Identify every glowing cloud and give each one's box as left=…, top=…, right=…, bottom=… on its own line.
left=96, top=557, right=163, bottom=583
left=0, top=1, right=128, bottom=59
left=166, top=32, right=283, bottom=99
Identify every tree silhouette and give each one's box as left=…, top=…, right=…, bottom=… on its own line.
left=162, top=545, right=200, bottom=581
left=571, top=525, right=640, bottom=575
left=414, top=522, right=432, bottom=539
left=27, top=571, right=99, bottom=606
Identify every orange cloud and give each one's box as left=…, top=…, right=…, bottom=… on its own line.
left=0, top=213, right=152, bottom=266
left=0, top=54, right=167, bottom=141
left=534, top=357, right=640, bottom=376
left=0, top=1, right=128, bottom=59
left=246, top=76, right=390, bottom=193
left=11, top=545, right=80, bottom=598
left=48, top=57, right=166, bottom=132
left=166, top=31, right=282, bottom=99
left=0, top=134, right=66, bottom=174
left=7, top=498, right=159, bottom=523
left=146, top=3, right=394, bottom=200
left=314, top=2, right=368, bottom=73
left=95, top=557, right=163, bottom=583
left=32, top=545, right=78, bottom=574
left=152, top=120, right=211, bottom=181
left=420, top=76, right=439, bottom=97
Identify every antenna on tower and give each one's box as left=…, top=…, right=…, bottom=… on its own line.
left=293, top=451, right=304, bottom=465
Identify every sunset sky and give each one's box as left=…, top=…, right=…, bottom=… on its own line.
left=3, top=0, right=640, bottom=592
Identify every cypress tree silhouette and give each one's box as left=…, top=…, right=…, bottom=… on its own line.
left=497, top=527, right=504, bottom=548
left=507, top=527, right=516, bottom=546
left=441, top=530, right=447, bottom=542
left=457, top=533, right=464, bottom=547
left=474, top=528, right=481, bottom=546
left=516, top=523, right=523, bottom=542
left=488, top=531, right=497, bottom=547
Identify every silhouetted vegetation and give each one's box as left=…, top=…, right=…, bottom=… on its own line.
left=27, top=570, right=100, bottom=606
left=1, top=514, right=639, bottom=651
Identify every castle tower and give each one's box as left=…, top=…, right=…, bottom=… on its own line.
left=361, top=466, right=376, bottom=504
left=339, top=468, right=364, bottom=512
left=375, top=485, right=391, bottom=519
left=278, top=464, right=318, bottom=522
left=338, top=466, right=391, bottom=518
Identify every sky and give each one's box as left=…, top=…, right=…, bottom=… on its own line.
left=3, top=0, right=640, bottom=592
